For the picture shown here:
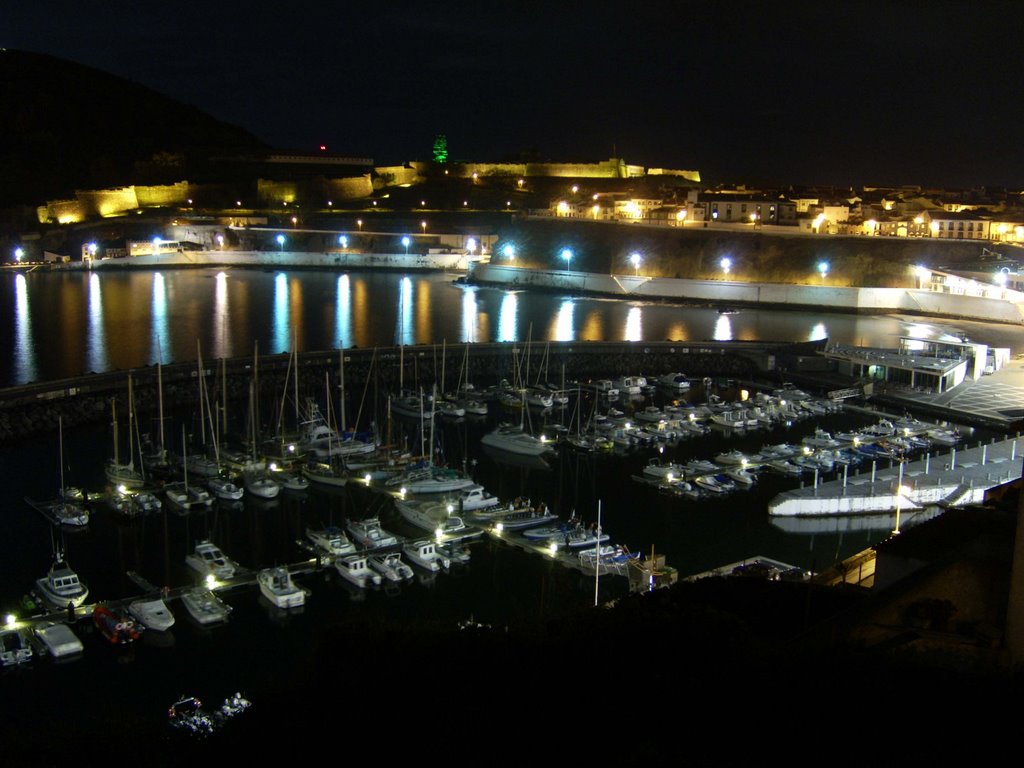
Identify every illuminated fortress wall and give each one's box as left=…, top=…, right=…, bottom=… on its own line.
left=135, top=181, right=192, bottom=207
left=325, top=175, right=373, bottom=199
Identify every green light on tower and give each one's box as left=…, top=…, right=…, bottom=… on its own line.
left=433, top=134, right=448, bottom=164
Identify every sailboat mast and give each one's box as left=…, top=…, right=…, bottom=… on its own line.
left=197, top=341, right=206, bottom=448
left=59, top=415, right=65, bottom=494
left=441, top=339, right=446, bottom=396
left=339, top=347, right=347, bottom=434
left=111, top=398, right=120, bottom=469
left=127, top=374, right=136, bottom=471
left=157, top=357, right=165, bottom=461
left=594, top=501, right=602, bottom=607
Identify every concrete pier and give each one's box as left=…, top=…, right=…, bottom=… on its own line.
left=769, top=436, right=1023, bottom=517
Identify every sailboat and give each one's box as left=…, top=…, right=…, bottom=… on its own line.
left=243, top=381, right=281, bottom=499
left=184, top=343, right=221, bottom=479
left=26, top=416, right=90, bottom=527
left=165, top=426, right=214, bottom=512
left=105, top=378, right=144, bottom=488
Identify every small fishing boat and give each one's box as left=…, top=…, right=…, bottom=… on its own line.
left=185, top=540, right=238, bottom=581
left=347, top=517, right=399, bottom=549
left=306, top=526, right=356, bottom=557
left=35, top=558, right=89, bottom=609
left=334, top=554, right=382, bottom=589
left=402, top=539, right=446, bottom=571
left=257, top=567, right=306, bottom=608
left=369, top=552, right=414, bottom=582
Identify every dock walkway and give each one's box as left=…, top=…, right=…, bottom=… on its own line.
left=769, top=435, right=1022, bottom=517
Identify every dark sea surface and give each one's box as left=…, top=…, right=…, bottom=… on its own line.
left=0, top=268, right=1011, bottom=758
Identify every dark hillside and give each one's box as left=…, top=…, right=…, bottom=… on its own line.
left=0, top=49, right=265, bottom=207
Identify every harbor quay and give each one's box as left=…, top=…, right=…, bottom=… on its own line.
left=769, top=435, right=1023, bottom=517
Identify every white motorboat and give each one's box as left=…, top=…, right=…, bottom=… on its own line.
left=128, top=598, right=176, bottom=631
left=684, top=459, right=718, bottom=475
left=184, top=453, right=221, bottom=478
left=402, top=539, right=446, bottom=571
left=634, top=406, right=669, bottom=424
left=26, top=498, right=90, bottom=527
left=452, top=484, right=500, bottom=512
left=185, top=540, right=238, bottom=581
left=244, top=472, right=281, bottom=499
left=694, top=475, right=731, bottom=493
left=657, top=372, right=691, bottom=391
left=642, top=459, right=687, bottom=482
left=578, top=545, right=640, bottom=576
left=270, top=468, right=309, bottom=491
left=481, top=424, right=553, bottom=457
left=436, top=540, right=471, bottom=565
left=396, top=499, right=469, bottom=536
left=613, top=376, right=646, bottom=395
left=369, top=552, right=414, bottom=582
left=714, top=450, right=750, bottom=466
left=206, top=475, right=244, bottom=501
left=257, top=567, right=306, bottom=608
left=34, top=622, right=84, bottom=658
left=545, top=524, right=610, bottom=550
left=180, top=587, right=232, bottom=625
left=724, top=466, right=757, bottom=485
left=132, top=490, right=162, bottom=514
left=347, top=517, right=399, bottom=549
left=306, top=526, right=356, bottom=557
left=488, top=503, right=557, bottom=531
left=801, top=429, right=841, bottom=449
left=334, top=554, right=382, bottom=588
left=0, top=628, right=33, bottom=666
left=35, top=558, right=89, bottom=609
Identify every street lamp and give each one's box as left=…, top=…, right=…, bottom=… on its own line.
left=502, top=243, right=515, bottom=261
left=152, top=237, right=161, bottom=255
left=276, top=234, right=286, bottom=252
left=818, top=261, right=829, bottom=283
left=915, top=264, right=929, bottom=290
left=356, top=219, right=363, bottom=232
left=720, top=257, right=731, bottom=276
left=466, top=237, right=477, bottom=255
left=14, top=247, right=23, bottom=262
left=216, top=235, right=224, bottom=249
left=561, top=248, right=573, bottom=272
left=401, top=236, right=411, bottom=256
left=629, top=252, right=642, bottom=276
left=420, top=220, right=427, bottom=234
left=338, top=235, right=348, bottom=249
left=87, top=242, right=98, bottom=258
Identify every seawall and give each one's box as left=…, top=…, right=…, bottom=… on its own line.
left=467, top=263, right=1024, bottom=325
left=70, top=250, right=475, bottom=271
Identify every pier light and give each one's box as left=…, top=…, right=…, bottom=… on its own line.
left=236, top=200, right=242, bottom=207
left=276, top=234, right=286, bottom=251
left=14, top=247, right=23, bottom=262
left=399, top=487, right=408, bottom=497
left=117, top=484, right=127, bottom=494
left=339, top=235, right=348, bottom=248
left=720, top=257, right=731, bottom=275
left=630, top=252, right=642, bottom=276
left=548, top=542, right=559, bottom=556
left=364, top=473, right=371, bottom=485
left=401, top=236, right=411, bottom=255
left=4, top=613, right=15, bottom=627
left=666, top=473, right=674, bottom=483
left=291, top=216, right=298, bottom=226
left=502, top=243, right=516, bottom=261
left=420, top=200, right=426, bottom=207
left=328, top=200, right=333, bottom=207
left=817, top=261, right=829, bottom=283
left=495, top=522, right=504, bottom=534
left=435, top=527, right=444, bottom=539
left=206, top=574, right=217, bottom=588
left=539, top=434, right=548, bottom=443
left=915, top=264, right=930, bottom=289
left=561, top=248, right=573, bottom=271
left=269, top=463, right=278, bottom=472
left=288, top=444, right=296, bottom=453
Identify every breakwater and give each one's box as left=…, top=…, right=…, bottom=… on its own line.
left=0, top=339, right=819, bottom=443
left=468, top=264, right=1024, bottom=325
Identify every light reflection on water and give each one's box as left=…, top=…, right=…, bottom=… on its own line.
left=88, top=272, right=108, bottom=374
left=1, top=268, right=1020, bottom=387
left=14, top=274, right=35, bottom=383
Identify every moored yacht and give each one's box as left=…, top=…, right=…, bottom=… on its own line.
left=481, top=424, right=553, bottom=457
left=369, top=552, right=414, bottom=582
left=347, top=517, right=399, bottom=549
left=181, top=587, right=232, bottom=625
left=128, top=598, right=176, bottom=631
left=186, top=540, right=238, bottom=581
left=35, top=558, right=89, bottom=609
left=334, top=554, right=382, bottom=589
left=306, top=526, right=356, bottom=557
left=257, top=567, right=306, bottom=608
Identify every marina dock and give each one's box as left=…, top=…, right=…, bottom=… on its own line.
left=769, top=435, right=1022, bottom=517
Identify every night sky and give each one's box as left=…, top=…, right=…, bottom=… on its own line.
left=7, top=1, right=1024, bottom=187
